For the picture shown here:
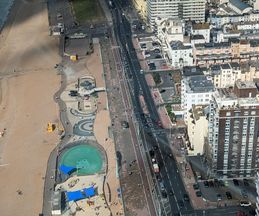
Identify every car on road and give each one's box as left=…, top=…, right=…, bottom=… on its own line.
left=169, top=189, right=174, bottom=196
left=208, top=180, right=214, bottom=187
left=219, top=180, right=225, bottom=187
left=178, top=200, right=184, bottom=208
left=233, top=179, right=239, bottom=186
left=196, top=191, right=202, bottom=197
left=240, top=201, right=251, bottom=207
left=226, top=191, right=232, bottom=199
left=153, top=145, right=158, bottom=151
left=121, top=121, right=129, bottom=129
left=183, top=194, right=189, bottom=202
left=159, top=89, right=166, bottom=93
left=140, top=69, right=144, bottom=74
left=161, top=190, right=167, bottom=199
left=159, top=181, right=165, bottom=191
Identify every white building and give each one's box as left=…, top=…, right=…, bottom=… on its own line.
left=209, top=63, right=241, bottom=88
left=147, top=0, right=205, bottom=26
left=250, top=0, right=259, bottom=10
left=181, top=75, right=215, bottom=122
left=187, top=105, right=208, bottom=155
left=209, top=12, right=259, bottom=28
left=166, top=41, right=193, bottom=68
left=192, top=23, right=210, bottom=43
left=155, top=18, right=184, bottom=44
left=228, top=0, right=252, bottom=14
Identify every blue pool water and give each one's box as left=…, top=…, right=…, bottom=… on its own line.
left=0, top=0, right=14, bottom=31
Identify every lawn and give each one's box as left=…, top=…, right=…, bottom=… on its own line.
left=71, top=0, right=105, bottom=23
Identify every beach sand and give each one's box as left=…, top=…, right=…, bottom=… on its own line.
left=0, top=0, right=60, bottom=215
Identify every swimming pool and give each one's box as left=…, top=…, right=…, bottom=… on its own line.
left=60, top=144, right=103, bottom=175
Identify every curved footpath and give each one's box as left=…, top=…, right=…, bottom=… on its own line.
left=42, top=61, right=72, bottom=216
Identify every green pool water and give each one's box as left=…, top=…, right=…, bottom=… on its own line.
left=60, top=144, right=103, bottom=175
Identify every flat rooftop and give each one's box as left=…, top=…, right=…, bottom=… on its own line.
left=188, top=75, right=214, bottom=93
left=236, top=80, right=257, bottom=89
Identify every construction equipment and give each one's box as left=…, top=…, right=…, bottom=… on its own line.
left=70, top=55, right=78, bottom=62
left=47, top=123, right=55, bottom=132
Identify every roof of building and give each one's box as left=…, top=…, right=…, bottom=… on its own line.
left=183, top=66, right=204, bottom=77
left=191, top=105, right=207, bottom=121
left=170, top=41, right=192, bottom=50
left=193, top=23, right=210, bottom=30
left=221, top=63, right=231, bottom=70
left=235, top=80, right=257, bottom=89
left=191, top=35, right=205, bottom=40
left=229, top=62, right=240, bottom=69
left=188, top=75, right=214, bottom=93
left=210, top=65, right=221, bottom=75
left=229, top=0, right=251, bottom=11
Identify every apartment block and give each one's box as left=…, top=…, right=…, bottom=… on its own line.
left=181, top=75, right=215, bottom=122
left=147, top=0, right=205, bottom=26
left=208, top=81, right=259, bottom=178
left=166, top=41, right=193, bottom=68
left=194, top=39, right=259, bottom=66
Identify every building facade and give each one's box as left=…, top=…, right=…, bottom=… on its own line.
left=187, top=105, right=209, bottom=155
left=208, top=81, right=259, bottom=178
left=181, top=75, right=215, bottom=122
left=147, top=0, right=205, bottom=25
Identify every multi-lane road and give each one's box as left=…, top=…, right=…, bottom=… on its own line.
left=109, top=1, right=254, bottom=216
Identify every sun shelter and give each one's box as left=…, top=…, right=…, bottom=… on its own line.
left=59, top=165, right=76, bottom=175
left=66, top=190, right=85, bottom=202
left=66, top=186, right=96, bottom=202
left=83, top=186, right=95, bottom=198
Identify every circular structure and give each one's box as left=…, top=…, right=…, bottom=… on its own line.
left=60, top=144, right=103, bottom=175
left=73, top=119, right=94, bottom=136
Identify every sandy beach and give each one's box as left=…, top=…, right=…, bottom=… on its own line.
left=0, top=0, right=60, bottom=215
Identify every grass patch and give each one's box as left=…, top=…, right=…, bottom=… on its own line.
left=71, top=0, right=105, bottom=24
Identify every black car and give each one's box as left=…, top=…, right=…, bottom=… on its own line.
left=193, top=183, right=199, bottom=190
left=219, top=180, right=225, bottom=187
left=121, top=121, right=129, bottom=129
left=226, top=191, right=232, bottom=199
left=233, top=179, right=239, bottom=186
left=243, top=179, right=249, bottom=186
left=196, top=191, right=202, bottom=197
left=149, top=150, right=155, bottom=157
left=153, top=145, right=158, bottom=150
left=183, top=194, right=190, bottom=201
left=178, top=200, right=184, bottom=208
left=161, top=191, right=167, bottom=199
left=203, top=181, right=209, bottom=188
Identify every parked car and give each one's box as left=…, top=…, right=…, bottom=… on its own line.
left=243, top=179, right=249, bottom=186
left=241, top=189, right=248, bottom=198
left=219, top=180, right=225, bottom=187
left=161, top=191, right=167, bottom=199
left=217, top=193, right=222, bottom=201
left=240, top=201, right=251, bottom=207
left=196, top=191, right=202, bottom=197
left=208, top=180, right=214, bottom=187
left=193, top=183, right=199, bottom=190
left=226, top=191, right=232, bottom=200
left=203, top=181, right=209, bottom=188
left=233, top=179, right=239, bottom=186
